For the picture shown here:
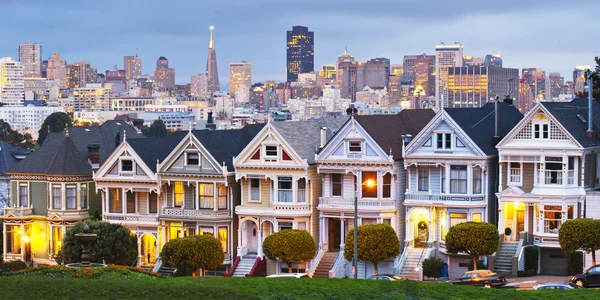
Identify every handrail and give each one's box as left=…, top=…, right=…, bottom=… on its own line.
left=224, top=256, right=241, bottom=277
left=247, top=257, right=266, bottom=277
left=329, top=249, right=346, bottom=278
left=152, top=257, right=162, bottom=273
left=517, top=245, right=526, bottom=272
left=308, top=246, right=326, bottom=277
left=394, top=247, right=409, bottom=275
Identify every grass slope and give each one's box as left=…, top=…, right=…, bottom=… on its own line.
left=1, top=276, right=599, bottom=299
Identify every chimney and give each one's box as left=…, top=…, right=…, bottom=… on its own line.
left=87, top=144, right=100, bottom=169
left=206, top=111, right=216, bottom=131
left=503, top=94, right=513, bottom=106
left=493, top=96, right=502, bottom=145
left=587, top=71, right=596, bottom=140
left=320, top=127, right=327, bottom=148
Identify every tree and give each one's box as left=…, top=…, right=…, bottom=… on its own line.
left=445, top=222, right=499, bottom=270
left=38, top=112, right=72, bottom=146
left=559, top=218, right=600, bottom=265
left=0, top=119, right=34, bottom=148
left=160, top=235, right=224, bottom=275
left=263, top=229, right=316, bottom=273
left=143, top=120, right=169, bottom=137
left=60, top=221, right=137, bottom=265
left=344, top=224, right=400, bottom=275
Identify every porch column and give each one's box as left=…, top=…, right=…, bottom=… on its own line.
left=292, top=177, right=298, bottom=204
left=61, top=184, right=66, bottom=211
left=2, top=222, right=6, bottom=256
left=195, top=181, right=199, bottom=210
left=179, top=221, right=184, bottom=238
left=498, top=162, right=503, bottom=191
left=137, top=234, right=142, bottom=266
left=20, top=224, right=25, bottom=261
left=273, top=178, right=278, bottom=203
left=467, top=163, right=473, bottom=195
left=445, top=163, right=451, bottom=194
left=121, top=188, right=126, bottom=214
left=237, top=219, right=243, bottom=256
left=428, top=207, right=434, bottom=243
left=340, top=217, right=345, bottom=248
left=257, top=222, right=263, bottom=257
left=213, top=183, right=218, bottom=211
left=575, top=157, right=580, bottom=186
left=562, top=155, right=568, bottom=187
left=498, top=202, right=505, bottom=235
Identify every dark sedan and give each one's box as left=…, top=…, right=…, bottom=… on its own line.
left=571, top=265, right=600, bottom=288
left=448, top=270, right=507, bottom=288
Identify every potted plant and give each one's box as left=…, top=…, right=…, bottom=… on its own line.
left=504, top=227, right=512, bottom=241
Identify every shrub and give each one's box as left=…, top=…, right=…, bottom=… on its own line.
left=567, top=251, right=583, bottom=275
left=467, top=259, right=487, bottom=271
left=518, top=269, right=537, bottom=277
left=446, top=222, right=499, bottom=270
left=263, top=229, right=316, bottom=273
left=161, top=235, right=224, bottom=273
left=422, top=257, right=444, bottom=278
left=345, top=224, right=400, bottom=275
left=2, top=265, right=162, bottom=279
left=523, top=246, right=538, bottom=272
left=504, top=227, right=512, bottom=236
left=1, top=260, right=28, bottom=272
left=61, top=221, right=137, bottom=265
left=559, top=218, right=600, bottom=265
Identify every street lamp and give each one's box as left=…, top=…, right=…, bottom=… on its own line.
left=354, top=178, right=376, bottom=279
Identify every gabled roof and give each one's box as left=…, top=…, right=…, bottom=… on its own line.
left=127, top=135, right=185, bottom=172
left=541, top=98, right=600, bottom=148
left=355, top=109, right=436, bottom=158
left=171, top=124, right=266, bottom=172
left=0, top=141, right=19, bottom=177
left=445, top=102, right=523, bottom=155
left=272, top=116, right=349, bottom=164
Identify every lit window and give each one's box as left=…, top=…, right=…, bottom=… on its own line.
left=362, top=172, right=377, bottom=198
left=199, top=183, right=214, bottom=209
left=174, top=182, right=184, bottom=207
left=109, top=188, right=122, bottom=213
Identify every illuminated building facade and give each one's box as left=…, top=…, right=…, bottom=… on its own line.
left=229, top=61, right=252, bottom=96
left=124, top=55, right=142, bottom=80
left=67, top=62, right=97, bottom=89
left=47, top=52, right=67, bottom=89
left=18, top=43, right=42, bottom=78
left=414, top=54, right=435, bottom=97
left=0, top=57, right=25, bottom=106
left=447, top=66, right=519, bottom=108
left=191, top=73, right=208, bottom=99
left=573, top=66, right=589, bottom=95
left=153, top=56, right=175, bottom=91
left=483, top=54, right=502, bottom=68
left=72, top=84, right=112, bottom=111
left=286, top=25, right=314, bottom=82
left=320, top=64, right=336, bottom=79
left=435, top=42, right=463, bottom=107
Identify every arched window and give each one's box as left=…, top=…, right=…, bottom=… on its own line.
left=533, top=113, right=549, bottom=139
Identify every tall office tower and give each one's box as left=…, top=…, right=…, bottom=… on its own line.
left=446, top=66, right=519, bottom=108
left=402, top=55, right=417, bottom=83
left=286, top=25, right=314, bottom=82
left=338, top=59, right=389, bottom=101
left=0, top=57, right=25, bottom=106
left=573, top=66, right=590, bottom=95
left=548, top=72, right=563, bottom=99
left=435, top=42, right=463, bottom=107
left=522, top=68, right=546, bottom=100
left=18, top=43, right=42, bottom=77
left=190, top=73, right=208, bottom=99
left=335, top=48, right=355, bottom=89
left=483, top=54, right=502, bottom=67
left=391, top=64, right=403, bottom=76
left=463, top=56, right=483, bottom=67
left=364, top=58, right=390, bottom=89
left=206, top=26, right=220, bottom=96
left=153, top=56, right=175, bottom=91
left=124, top=55, right=142, bottom=80
left=388, top=75, right=401, bottom=102
left=67, top=62, right=96, bottom=89
left=413, top=54, right=436, bottom=97
left=370, top=58, right=391, bottom=75
left=229, top=61, right=252, bottom=96
left=41, top=60, right=48, bottom=78
left=47, top=52, right=67, bottom=89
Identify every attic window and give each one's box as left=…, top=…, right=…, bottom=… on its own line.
left=265, top=145, right=278, bottom=157
left=187, top=153, right=199, bottom=166
left=121, top=160, right=133, bottom=172
left=349, top=141, right=362, bottom=152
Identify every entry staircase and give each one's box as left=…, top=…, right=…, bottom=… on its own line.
left=312, top=251, right=338, bottom=278
left=494, top=241, right=518, bottom=275
left=232, top=255, right=257, bottom=277
left=398, top=247, right=427, bottom=280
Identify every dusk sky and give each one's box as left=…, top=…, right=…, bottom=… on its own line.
left=2, top=0, right=598, bottom=86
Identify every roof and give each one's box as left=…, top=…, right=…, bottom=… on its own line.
left=0, top=141, right=19, bottom=178
left=127, top=136, right=185, bottom=172
left=273, top=116, right=349, bottom=164
left=541, top=98, right=600, bottom=148
left=355, top=109, right=436, bottom=158
left=9, top=121, right=144, bottom=175
left=445, top=101, right=523, bottom=155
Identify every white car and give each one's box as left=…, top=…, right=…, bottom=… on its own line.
left=266, top=273, right=310, bottom=278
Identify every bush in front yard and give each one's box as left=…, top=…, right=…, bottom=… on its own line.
left=567, top=251, right=583, bottom=275
left=345, top=224, right=400, bottom=275
left=1, top=260, right=28, bottom=272
left=161, top=235, right=224, bottom=274
left=446, top=222, right=499, bottom=270
left=523, top=246, right=538, bottom=272
left=263, top=229, right=316, bottom=273
left=422, top=257, right=444, bottom=278
left=517, top=269, right=536, bottom=277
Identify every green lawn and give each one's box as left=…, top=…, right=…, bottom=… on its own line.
left=1, top=276, right=600, bottom=299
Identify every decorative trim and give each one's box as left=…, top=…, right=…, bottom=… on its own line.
left=9, top=174, right=92, bottom=182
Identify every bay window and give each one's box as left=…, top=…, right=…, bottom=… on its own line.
left=109, top=188, right=122, bottom=213
left=297, top=178, right=306, bottom=203
left=126, top=191, right=135, bottom=213
left=278, top=177, right=293, bottom=202
left=6, top=225, right=21, bottom=254
left=218, top=226, right=228, bottom=253
left=80, top=183, right=88, bottom=209
left=199, top=183, right=214, bottom=209
left=509, top=162, right=521, bottom=184
left=543, top=205, right=562, bottom=234
left=382, top=173, right=392, bottom=198
left=174, top=182, right=184, bottom=207
left=472, top=167, right=482, bottom=194
left=52, top=185, right=62, bottom=209
left=66, top=185, right=77, bottom=209
left=218, top=185, right=227, bottom=209
left=450, top=165, right=467, bottom=194
left=450, top=213, right=467, bottom=227
left=331, top=174, right=342, bottom=197
left=361, top=171, right=377, bottom=198
left=149, top=192, right=158, bottom=213
left=250, top=179, right=260, bottom=202
left=19, top=184, right=28, bottom=207
left=418, top=167, right=429, bottom=192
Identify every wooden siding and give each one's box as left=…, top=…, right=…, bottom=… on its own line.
left=521, top=163, right=535, bottom=192
left=308, top=166, right=320, bottom=241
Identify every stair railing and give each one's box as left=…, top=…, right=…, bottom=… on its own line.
left=308, top=245, right=326, bottom=277
left=394, top=247, right=409, bottom=275
left=152, top=257, right=162, bottom=273
left=328, top=249, right=346, bottom=278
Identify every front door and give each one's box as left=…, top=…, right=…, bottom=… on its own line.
left=328, top=218, right=341, bottom=251
left=247, top=222, right=258, bottom=253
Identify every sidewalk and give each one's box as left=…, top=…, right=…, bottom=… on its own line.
left=504, top=275, right=572, bottom=290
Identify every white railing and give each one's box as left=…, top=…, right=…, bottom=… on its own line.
left=394, top=247, right=409, bottom=275
left=545, top=170, right=562, bottom=185
left=297, top=190, right=306, bottom=203
left=517, top=244, right=526, bottom=271
left=104, top=213, right=158, bottom=223
left=319, top=197, right=395, bottom=209
left=329, top=249, right=348, bottom=278
left=308, top=246, right=326, bottom=277
left=3, top=206, right=33, bottom=217
left=405, top=194, right=485, bottom=202
left=272, top=203, right=310, bottom=211
left=152, top=257, right=162, bottom=273
left=161, top=208, right=230, bottom=219
left=278, top=190, right=293, bottom=203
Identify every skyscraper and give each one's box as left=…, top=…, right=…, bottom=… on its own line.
left=124, top=55, right=142, bottom=80
left=206, top=26, right=220, bottom=96
left=67, top=62, right=97, bottom=89
left=337, top=59, right=388, bottom=101
left=286, top=25, right=314, bottom=82
left=18, top=43, right=42, bottom=77
left=435, top=42, right=463, bottom=107
left=47, top=52, right=67, bottom=89
left=548, top=72, right=563, bottom=99
left=446, top=66, right=519, bottom=108
left=0, top=57, right=25, bottom=106
left=191, top=73, right=208, bottom=99
left=413, top=54, right=436, bottom=97
left=573, top=66, right=589, bottom=95
left=153, top=56, right=175, bottom=91
left=483, top=54, right=502, bottom=68
left=229, top=61, right=252, bottom=96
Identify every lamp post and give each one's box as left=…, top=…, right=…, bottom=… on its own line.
left=353, top=178, right=375, bottom=279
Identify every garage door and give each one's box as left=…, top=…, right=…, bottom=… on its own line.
left=539, top=248, right=568, bottom=275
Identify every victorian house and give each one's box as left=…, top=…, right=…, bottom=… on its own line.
left=2, top=121, right=140, bottom=265
left=402, top=100, right=522, bottom=279
left=315, top=110, right=435, bottom=278
left=232, top=117, right=347, bottom=276
left=496, top=98, right=599, bottom=275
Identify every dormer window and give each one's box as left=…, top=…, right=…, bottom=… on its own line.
left=121, top=159, right=133, bottom=172
left=533, top=113, right=549, bottom=139
left=187, top=153, right=199, bottom=166
left=349, top=141, right=362, bottom=152
left=436, top=133, right=452, bottom=150
left=265, top=145, right=278, bottom=157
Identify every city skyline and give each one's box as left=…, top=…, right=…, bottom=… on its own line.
left=1, top=0, right=598, bottom=87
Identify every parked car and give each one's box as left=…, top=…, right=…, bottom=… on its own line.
left=266, top=273, right=310, bottom=278
left=369, top=274, right=403, bottom=281
left=448, top=270, right=507, bottom=288
left=534, top=282, right=580, bottom=290
left=571, top=265, right=600, bottom=288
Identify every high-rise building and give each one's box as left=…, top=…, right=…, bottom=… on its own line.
left=573, top=66, right=590, bottom=95
left=286, top=25, right=314, bottom=82
left=483, top=54, right=502, bottom=68
left=370, top=58, right=391, bottom=75
left=206, top=26, right=220, bottom=96
left=41, top=60, right=48, bottom=78
left=153, top=56, right=175, bottom=91
left=435, top=42, right=463, bottom=107
left=47, top=52, right=67, bottom=89
left=446, top=66, right=519, bottom=108
left=413, top=54, right=436, bottom=97
left=388, top=75, right=401, bottom=102
left=549, top=72, right=563, bottom=99
left=521, top=68, right=546, bottom=108
left=0, top=57, right=25, bottom=106
left=190, top=73, right=208, bottom=99
left=72, top=84, right=112, bottom=111
left=402, top=55, right=417, bottom=83
left=463, top=56, right=483, bottom=67
left=124, top=55, right=142, bottom=80
left=337, top=59, right=389, bottom=101
left=391, top=64, right=403, bottom=77
left=229, top=61, right=252, bottom=96
left=67, top=62, right=97, bottom=89
left=18, top=43, right=42, bottom=77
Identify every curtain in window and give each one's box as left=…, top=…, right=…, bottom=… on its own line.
left=66, top=186, right=77, bottom=209
left=19, top=185, right=28, bottom=207
left=418, top=167, right=429, bottom=191
left=472, top=167, right=482, bottom=194
left=53, top=186, right=62, bottom=209
left=218, top=185, right=227, bottom=209
left=199, top=183, right=214, bottom=209
left=450, top=166, right=467, bottom=194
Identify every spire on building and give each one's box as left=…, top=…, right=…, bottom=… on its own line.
left=209, top=26, right=214, bottom=49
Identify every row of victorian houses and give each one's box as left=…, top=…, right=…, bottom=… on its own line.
left=3, top=97, right=600, bottom=278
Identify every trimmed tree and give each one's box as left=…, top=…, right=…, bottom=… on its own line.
left=263, top=229, right=316, bottom=273
left=38, top=112, right=72, bottom=145
left=344, top=223, right=400, bottom=275
left=559, top=218, right=600, bottom=265
left=143, top=120, right=169, bottom=137
left=161, top=235, right=224, bottom=275
left=445, top=222, right=499, bottom=270
left=61, top=221, right=137, bottom=265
